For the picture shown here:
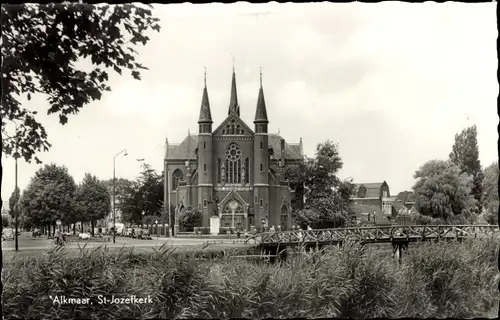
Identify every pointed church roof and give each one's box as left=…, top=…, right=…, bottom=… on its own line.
left=198, top=69, right=212, bottom=123
left=166, top=133, right=303, bottom=161
left=254, top=69, right=269, bottom=123
left=228, top=69, right=240, bottom=116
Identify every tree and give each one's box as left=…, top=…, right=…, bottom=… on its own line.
left=1, top=4, right=160, bottom=163
left=482, top=162, right=499, bottom=225
left=74, top=173, right=111, bottom=235
left=102, top=177, right=134, bottom=223
left=136, top=164, right=164, bottom=217
left=119, top=180, right=144, bottom=225
left=117, top=164, right=164, bottom=226
left=102, top=178, right=134, bottom=204
left=413, top=160, right=473, bottom=221
left=8, top=187, right=20, bottom=219
left=19, top=164, right=76, bottom=236
left=292, top=209, right=320, bottom=229
left=449, top=125, right=484, bottom=213
left=178, top=207, right=202, bottom=232
left=285, top=140, right=354, bottom=228
left=2, top=215, right=10, bottom=229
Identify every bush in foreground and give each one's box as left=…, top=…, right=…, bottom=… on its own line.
left=2, top=240, right=498, bottom=319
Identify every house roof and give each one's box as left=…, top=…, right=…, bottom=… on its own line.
left=166, top=133, right=303, bottom=161
left=166, top=134, right=198, bottom=160
left=268, top=134, right=302, bottom=160
left=354, top=182, right=386, bottom=198
left=395, top=191, right=416, bottom=204
left=392, top=201, right=406, bottom=212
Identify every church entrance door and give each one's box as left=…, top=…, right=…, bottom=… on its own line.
left=220, top=199, right=246, bottom=231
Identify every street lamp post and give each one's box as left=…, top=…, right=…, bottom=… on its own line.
left=14, top=151, right=19, bottom=251
left=113, top=149, right=128, bottom=243
left=14, top=124, right=20, bottom=251
left=155, top=220, right=159, bottom=240
left=167, top=170, right=172, bottom=237
left=163, top=163, right=172, bottom=238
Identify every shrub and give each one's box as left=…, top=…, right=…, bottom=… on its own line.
left=2, top=239, right=499, bottom=319
left=394, top=239, right=499, bottom=318
left=178, top=207, right=202, bottom=232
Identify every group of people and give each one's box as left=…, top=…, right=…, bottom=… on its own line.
left=267, top=225, right=313, bottom=233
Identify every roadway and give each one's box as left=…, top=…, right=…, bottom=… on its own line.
left=2, top=232, right=249, bottom=251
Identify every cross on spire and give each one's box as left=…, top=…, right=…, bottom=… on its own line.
left=204, top=66, right=207, bottom=88
left=260, top=67, right=263, bottom=87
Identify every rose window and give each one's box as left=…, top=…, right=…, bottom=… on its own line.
left=225, top=144, right=241, bottom=161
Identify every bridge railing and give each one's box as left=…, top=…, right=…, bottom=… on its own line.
left=245, top=225, right=500, bottom=245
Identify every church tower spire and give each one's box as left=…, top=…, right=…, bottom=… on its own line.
left=252, top=66, right=270, bottom=229
left=228, top=61, right=240, bottom=116
left=198, top=67, right=213, bottom=133
left=254, top=67, right=269, bottom=127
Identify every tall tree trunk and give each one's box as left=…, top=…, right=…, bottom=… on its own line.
left=91, top=220, right=94, bottom=236
left=47, top=224, right=51, bottom=238
left=73, top=223, right=76, bottom=235
left=53, top=223, right=56, bottom=236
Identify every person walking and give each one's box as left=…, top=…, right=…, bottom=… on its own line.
left=54, top=230, right=65, bottom=246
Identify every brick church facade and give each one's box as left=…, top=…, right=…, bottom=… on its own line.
left=164, top=69, right=303, bottom=231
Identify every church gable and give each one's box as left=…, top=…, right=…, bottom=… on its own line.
left=213, top=113, right=254, bottom=136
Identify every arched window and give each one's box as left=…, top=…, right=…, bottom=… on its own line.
left=225, top=143, right=242, bottom=184
left=223, top=199, right=243, bottom=213
left=245, top=158, right=250, bottom=183
left=172, top=169, right=184, bottom=190
left=217, top=158, right=222, bottom=183
left=280, top=205, right=288, bottom=230
left=236, top=125, right=241, bottom=134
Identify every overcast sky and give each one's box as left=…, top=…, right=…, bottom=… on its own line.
left=1, top=2, right=497, bottom=204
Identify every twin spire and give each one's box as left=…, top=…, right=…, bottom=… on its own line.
left=198, top=67, right=212, bottom=124
left=198, top=66, right=269, bottom=124
left=228, top=67, right=240, bottom=116
left=254, top=67, right=268, bottom=124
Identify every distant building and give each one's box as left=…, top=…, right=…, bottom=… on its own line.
left=164, top=69, right=303, bottom=231
left=350, top=181, right=392, bottom=216
left=394, top=191, right=416, bottom=210
left=390, top=190, right=416, bottom=217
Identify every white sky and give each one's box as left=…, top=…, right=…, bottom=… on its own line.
left=1, top=2, right=498, bottom=203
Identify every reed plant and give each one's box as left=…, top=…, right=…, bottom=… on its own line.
left=2, top=239, right=498, bottom=319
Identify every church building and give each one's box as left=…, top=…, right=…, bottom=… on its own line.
left=164, top=69, right=303, bottom=231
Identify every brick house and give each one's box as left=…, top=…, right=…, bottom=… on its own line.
left=391, top=190, right=417, bottom=216
left=350, top=182, right=393, bottom=223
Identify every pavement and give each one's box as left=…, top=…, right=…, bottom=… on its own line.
left=1, top=232, right=250, bottom=251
